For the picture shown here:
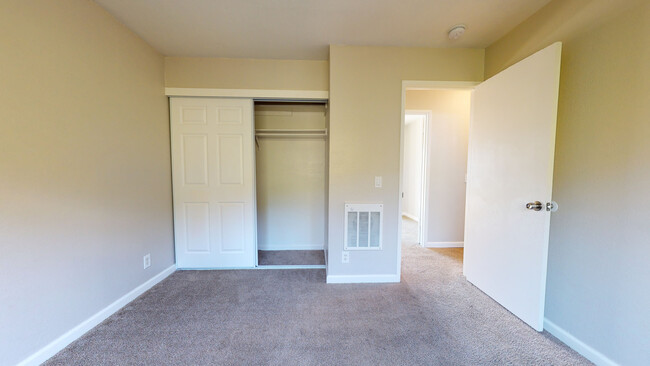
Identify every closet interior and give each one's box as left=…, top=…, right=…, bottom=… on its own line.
left=254, top=102, right=328, bottom=267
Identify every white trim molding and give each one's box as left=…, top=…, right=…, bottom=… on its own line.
left=326, top=274, right=400, bottom=284
left=425, top=241, right=464, bottom=248
left=544, top=318, right=619, bottom=366
left=165, top=87, right=329, bottom=100
left=18, top=265, right=177, bottom=366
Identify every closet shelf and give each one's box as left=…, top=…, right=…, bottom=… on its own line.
left=255, top=128, right=328, bottom=138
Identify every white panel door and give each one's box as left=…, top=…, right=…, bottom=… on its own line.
left=170, top=97, right=256, bottom=268
left=464, top=43, right=562, bottom=331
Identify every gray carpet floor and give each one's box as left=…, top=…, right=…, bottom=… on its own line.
left=258, top=250, right=325, bottom=266
left=44, top=219, right=590, bottom=365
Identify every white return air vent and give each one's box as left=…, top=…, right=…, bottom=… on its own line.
left=344, top=204, right=382, bottom=250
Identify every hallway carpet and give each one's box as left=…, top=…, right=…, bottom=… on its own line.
left=401, top=216, right=465, bottom=264
left=44, top=230, right=590, bottom=365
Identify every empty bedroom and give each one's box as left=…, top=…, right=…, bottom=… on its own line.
left=1, top=1, right=648, bottom=365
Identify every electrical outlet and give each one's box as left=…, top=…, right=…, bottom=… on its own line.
left=342, top=251, right=350, bottom=264
left=143, top=254, right=151, bottom=269
left=374, top=176, right=382, bottom=188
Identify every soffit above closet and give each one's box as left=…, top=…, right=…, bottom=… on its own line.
left=94, top=0, right=551, bottom=60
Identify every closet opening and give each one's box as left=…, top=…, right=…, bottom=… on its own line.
left=254, top=101, right=329, bottom=268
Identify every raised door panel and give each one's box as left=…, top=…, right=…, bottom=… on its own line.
left=217, top=203, right=246, bottom=253
left=217, top=107, right=243, bottom=125
left=217, top=134, right=244, bottom=185
left=181, top=134, right=208, bottom=185
left=184, top=202, right=210, bottom=252
left=181, top=106, right=207, bottom=125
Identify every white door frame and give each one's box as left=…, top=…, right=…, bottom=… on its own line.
left=403, top=110, right=431, bottom=246
left=398, top=81, right=479, bottom=277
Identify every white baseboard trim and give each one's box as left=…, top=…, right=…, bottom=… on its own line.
left=17, top=264, right=177, bottom=366
left=425, top=241, right=464, bottom=248
left=401, top=213, right=419, bottom=222
left=258, top=245, right=324, bottom=251
left=544, top=318, right=619, bottom=366
left=326, top=273, right=400, bottom=284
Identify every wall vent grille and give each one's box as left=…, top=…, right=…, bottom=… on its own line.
left=344, top=204, right=382, bottom=250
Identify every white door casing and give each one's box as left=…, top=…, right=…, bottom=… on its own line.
left=170, top=97, right=256, bottom=268
left=464, top=42, right=562, bottom=331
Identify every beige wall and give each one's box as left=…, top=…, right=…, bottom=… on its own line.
left=485, top=0, right=645, bottom=78
left=328, top=45, right=483, bottom=278
left=165, top=57, right=329, bottom=91
left=406, top=90, right=471, bottom=244
left=0, top=1, right=173, bottom=365
left=255, top=104, right=327, bottom=250
left=485, top=1, right=650, bottom=365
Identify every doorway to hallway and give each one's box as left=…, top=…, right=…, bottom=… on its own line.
left=400, top=90, right=472, bottom=250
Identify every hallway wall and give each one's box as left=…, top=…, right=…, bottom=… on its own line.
left=402, top=115, right=424, bottom=221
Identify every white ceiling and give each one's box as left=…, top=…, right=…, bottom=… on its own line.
left=94, top=0, right=552, bottom=60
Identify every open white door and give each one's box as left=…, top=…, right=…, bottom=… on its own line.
left=464, top=43, right=562, bottom=331
left=170, top=97, right=256, bottom=269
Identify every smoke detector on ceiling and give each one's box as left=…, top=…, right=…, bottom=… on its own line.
left=448, top=25, right=466, bottom=40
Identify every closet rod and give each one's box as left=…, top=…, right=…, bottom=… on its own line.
left=255, top=129, right=327, bottom=134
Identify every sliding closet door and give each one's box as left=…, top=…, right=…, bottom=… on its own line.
left=170, top=97, right=256, bottom=269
